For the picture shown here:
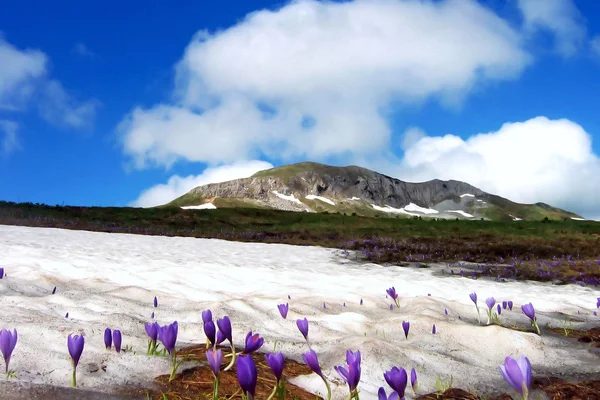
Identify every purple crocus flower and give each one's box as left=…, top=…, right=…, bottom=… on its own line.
left=204, top=320, right=216, bottom=346
left=383, top=366, right=408, bottom=397
left=499, top=355, right=532, bottom=399
left=206, top=348, right=223, bottom=377
left=216, top=330, right=226, bottom=345
left=278, top=303, right=289, bottom=319
left=402, top=321, right=410, bottom=339
left=113, top=330, right=122, bottom=353
left=202, top=309, right=212, bottom=324
left=502, top=301, right=508, bottom=310
left=335, top=350, right=361, bottom=393
left=217, top=316, right=232, bottom=344
left=302, top=349, right=323, bottom=377
left=521, top=303, right=541, bottom=335
left=378, top=387, right=399, bottom=400
left=432, top=324, right=436, bottom=334
left=153, top=296, right=158, bottom=308
left=158, top=321, right=178, bottom=355
left=104, top=328, right=112, bottom=349
left=508, top=301, right=513, bottom=311
left=521, top=303, right=535, bottom=321
left=265, top=352, right=285, bottom=381
left=297, top=318, right=309, bottom=341
left=497, top=304, right=502, bottom=315
left=151, top=312, right=155, bottom=319
left=444, top=308, right=448, bottom=315
left=386, top=287, right=398, bottom=300
left=0, top=329, right=18, bottom=373
left=485, top=297, right=496, bottom=310
left=145, top=322, right=159, bottom=341
left=411, top=368, right=418, bottom=394
left=469, top=292, right=477, bottom=304
left=428, top=293, right=431, bottom=296
left=288, top=295, right=291, bottom=299
left=243, top=331, right=264, bottom=354
left=596, top=297, right=600, bottom=308
left=323, top=302, right=326, bottom=309
left=52, top=286, right=57, bottom=294
left=389, top=304, right=393, bottom=310
left=67, top=334, right=85, bottom=367
left=360, top=299, right=363, bottom=305
left=67, top=334, right=85, bottom=387
left=0, top=268, right=4, bottom=279
left=236, top=354, right=258, bottom=400
left=65, top=312, right=69, bottom=318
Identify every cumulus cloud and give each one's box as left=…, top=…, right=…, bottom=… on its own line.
left=0, top=35, right=98, bottom=130
left=38, top=80, right=100, bottom=130
left=0, top=36, right=46, bottom=109
left=130, top=160, right=274, bottom=207
left=384, top=117, right=600, bottom=219
left=0, top=120, right=19, bottom=155
left=119, top=0, right=531, bottom=169
left=517, top=0, right=586, bottom=57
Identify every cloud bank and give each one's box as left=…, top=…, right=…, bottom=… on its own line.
left=386, top=117, right=600, bottom=219
left=119, top=0, right=531, bottom=169
left=122, top=0, right=597, bottom=218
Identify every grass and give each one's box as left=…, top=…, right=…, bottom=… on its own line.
left=1, top=200, right=599, bottom=284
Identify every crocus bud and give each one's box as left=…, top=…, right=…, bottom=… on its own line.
left=104, top=328, right=112, bottom=349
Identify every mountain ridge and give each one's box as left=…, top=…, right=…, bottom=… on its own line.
left=168, top=161, right=582, bottom=221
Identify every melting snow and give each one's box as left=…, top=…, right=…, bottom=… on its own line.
left=181, top=203, right=217, bottom=210
left=445, top=210, right=474, bottom=218
left=371, top=204, right=419, bottom=216
left=0, top=225, right=598, bottom=399
left=509, top=214, right=523, bottom=221
left=460, top=194, right=475, bottom=198
left=403, top=203, right=439, bottom=214
left=571, top=217, right=586, bottom=221
left=305, top=195, right=336, bottom=206
left=272, top=190, right=303, bottom=204
left=346, top=197, right=361, bottom=201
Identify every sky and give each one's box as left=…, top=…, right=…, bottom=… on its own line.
left=1, top=0, right=600, bottom=219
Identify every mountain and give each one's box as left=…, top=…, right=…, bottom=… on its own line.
left=167, top=162, right=582, bottom=221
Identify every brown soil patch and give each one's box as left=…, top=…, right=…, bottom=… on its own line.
left=547, top=327, right=600, bottom=343
left=124, top=344, right=317, bottom=400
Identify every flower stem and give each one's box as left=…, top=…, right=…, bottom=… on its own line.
left=212, top=375, right=220, bottom=400
left=321, top=376, right=332, bottom=400
left=169, top=353, right=180, bottom=381
left=71, top=367, right=77, bottom=387
left=533, top=321, right=541, bottom=335
left=223, top=342, right=237, bottom=371
left=266, top=381, right=278, bottom=400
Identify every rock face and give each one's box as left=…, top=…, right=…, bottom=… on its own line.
left=172, top=161, right=580, bottom=220
left=187, top=164, right=485, bottom=209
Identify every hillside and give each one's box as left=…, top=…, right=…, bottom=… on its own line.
left=169, top=162, right=582, bottom=221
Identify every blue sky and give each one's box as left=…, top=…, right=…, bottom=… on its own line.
left=1, top=0, right=599, bottom=219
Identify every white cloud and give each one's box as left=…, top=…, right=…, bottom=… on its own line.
left=0, top=36, right=46, bottom=109
left=0, top=120, right=19, bottom=155
left=130, top=160, right=274, bottom=207
left=38, top=80, right=100, bottom=130
left=119, top=0, right=531, bottom=169
left=517, top=0, right=586, bottom=57
left=591, top=35, right=600, bottom=57
left=0, top=35, right=98, bottom=130
left=73, top=43, right=95, bottom=58
left=383, top=117, right=600, bottom=219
